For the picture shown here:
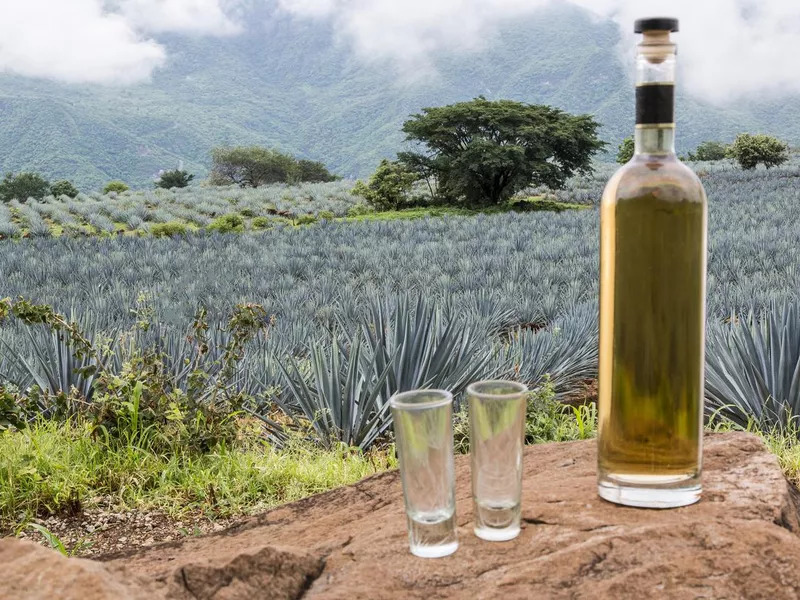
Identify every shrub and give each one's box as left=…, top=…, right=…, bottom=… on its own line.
left=156, top=170, right=194, bottom=189
left=50, top=180, right=79, bottom=199
left=727, top=134, right=790, bottom=170
left=294, top=214, right=317, bottom=226
left=239, top=208, right=258, bottom=218
left=208, top=214, right=245, bottom=234
left=103, top=181, right=129, bottom=194
left=150, top=221, right=188, bottom=238
left=352, top=160, right=418, bottom=211
left=251, top=216, right=272, bottom=229
left=318, top=210, right=336, bottom=221
left=347, top=203, right=373, bottom=217
left=0, top=172, right=51, bottom=203
left=687, top=141, right=729, bottom=162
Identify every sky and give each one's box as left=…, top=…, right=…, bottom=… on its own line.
left=0, top=0, right=799, bottom=102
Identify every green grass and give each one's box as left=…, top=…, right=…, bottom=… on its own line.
left=0, top=419, right=395, bottom=528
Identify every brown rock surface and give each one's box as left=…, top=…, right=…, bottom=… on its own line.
left=6, top=432, right=800, bottom=599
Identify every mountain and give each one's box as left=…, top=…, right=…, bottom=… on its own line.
left=1, top=3, right=798, bottom=190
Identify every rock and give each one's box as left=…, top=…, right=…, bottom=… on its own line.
left=0, top=539, right=162, bottom=600
left=6, top=433, right=800, bottom=599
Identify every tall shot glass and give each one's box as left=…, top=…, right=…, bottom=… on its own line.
left=468, top=380, right=528, bottom=542
left=390, top=390, right=458, bottom=558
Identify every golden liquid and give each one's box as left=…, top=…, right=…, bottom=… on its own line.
left=599, top=160, right=707, bottom=482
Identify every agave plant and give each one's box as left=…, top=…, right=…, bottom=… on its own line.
left=357, top=294, right=498, bottom=403
left=503, top=303, right=598, bottom=395
left=705, top=302, right=800, bottom=431
left=275, top=333, right=393, bottom=450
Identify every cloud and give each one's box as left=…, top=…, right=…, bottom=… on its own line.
left=0, top=0, right=240, bottom=84
left=119, top=0, right=242, bottom=35
left=278, top=0, right=800, bottom=103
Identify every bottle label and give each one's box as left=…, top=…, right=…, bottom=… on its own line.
left=636, top=84, right=675, bottom=125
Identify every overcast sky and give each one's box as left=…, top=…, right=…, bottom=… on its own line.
left=0, top=0, right=799, bottom=102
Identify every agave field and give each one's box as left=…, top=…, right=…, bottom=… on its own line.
left=1, top=161, right=800, bottom=447
left=0, top=182, right=362, bottom=239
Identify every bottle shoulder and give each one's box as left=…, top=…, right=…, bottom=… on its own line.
left=602, top=156, right=707, bottom=205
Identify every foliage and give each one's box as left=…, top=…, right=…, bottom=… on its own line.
left=727, top=134, right=790, bottom=170
left=294, top=214, right=317, bottom=226
left=297, top=160, right=339, bottom=183
left=157, top=170, right=194, bottom=189
left=103, top=181, right=129, bottom=194
left=151, top=221, right=189, bottom=237
left=207, top=213, right=245, bottom=234
left=50, top=180, right=79, bottom=199
left=399, top=97, right=605, bottom=206
left=616, top=136, right=634, bottom=164
left=687, top=141, right=729, bottom=162
left=0, top=172, right=51, bottom=203
left=0, top=419, right=395, bottom=527
left=352, top=160, right=420, bottom=211
left=209, top=147, right=337, bottom=188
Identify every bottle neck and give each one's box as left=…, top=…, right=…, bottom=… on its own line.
left=634, top=31, right=677, bottom=156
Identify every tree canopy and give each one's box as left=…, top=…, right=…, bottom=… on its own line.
left=0, top=172, right=50, bottom=203
left=50, top=180, right=79, bottom=199
left=103, top=181, right=129, bottom=194
left=352, top=160, right=419, bottom=211
left=727, top=134, right=790, bottom=170
left=210, top=147, right=338, bottom=188
left=398, top=97, right=604, bottom=206
left=156, top=169, right=194, bottom=189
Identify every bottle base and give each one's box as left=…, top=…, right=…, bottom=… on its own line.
left=598, top=473, right=701, bottom=509
left=473, top=501, right=521, bottom=542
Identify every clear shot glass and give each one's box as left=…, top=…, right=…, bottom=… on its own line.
left=390, top=389, right=458, bottom=559
left=467, top=380, right=528, bottom=542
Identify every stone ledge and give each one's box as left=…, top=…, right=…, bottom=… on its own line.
left=5, top=432, right=800, bottom=599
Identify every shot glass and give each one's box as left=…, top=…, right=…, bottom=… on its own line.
left=390, top=389, right=458, bottom=559
left=468, top=380, right=528, bottom=542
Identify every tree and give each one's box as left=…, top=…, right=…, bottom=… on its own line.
left=727, top=134, right=790, bottom=170
left=210, top=147, right=299, bottom=188
left=687, top=141, right=728, bottom=162
left=616, top=137, right=634, bottom=164
left=50, top=180, right=79, bottom=198
left=352, top=160, right=419, bottom=211
left=0, top=172, right=51, bottom=203
left=398, top=97, right=604, bottom=206
left=156, top=169, right=194, bottom=189
left=104, top=181, right=129, bottom=194
left=297, top=159, right=339, bottom=183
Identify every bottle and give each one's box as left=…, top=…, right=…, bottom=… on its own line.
left=597, top=18, right=708, bottom=509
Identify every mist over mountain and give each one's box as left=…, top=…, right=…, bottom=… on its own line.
left=1, top=2, right=798, bottom=190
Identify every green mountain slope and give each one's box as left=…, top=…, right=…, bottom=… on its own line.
left=0, top=4, right=796, bottom=190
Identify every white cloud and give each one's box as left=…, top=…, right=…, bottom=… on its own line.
left=119, top=0, right=242, bottom=35
left=0, top=0, right=241, bottom=84
left=0, top=0, right=166, bottom=84
left=278, top=0, right=800, bottom=103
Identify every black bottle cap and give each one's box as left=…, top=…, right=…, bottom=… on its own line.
left=634, top=18, right=679, bottom=33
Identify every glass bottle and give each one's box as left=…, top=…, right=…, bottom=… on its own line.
left=597, top=18, right=708, bottom=508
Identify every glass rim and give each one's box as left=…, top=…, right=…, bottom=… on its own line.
left=389, top=389, right=453, bottom=410
left=467, top=379, right=529, bottom=399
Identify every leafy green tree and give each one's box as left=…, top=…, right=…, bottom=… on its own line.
left=156, top=171, right=190, bottom=190
left=398, top=97, right=604, bottom=206
left=352, top=160, right=419, bottom=211
left=616, top=137, right=634, bottom=164
left=50, top=180, right=79, bottom=199
left=104, top=181, right=129, bottom=194
left=210, top=147, right=299, bottom=188
left=727, top=134, right=790, bottom=170
left=687, top=141, right=728, bottom=162
left=0, top=172, right=51, bottom=203
left=297, top=159, right=339, bottom=183
left=156, top=169, right=194, bottom=189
